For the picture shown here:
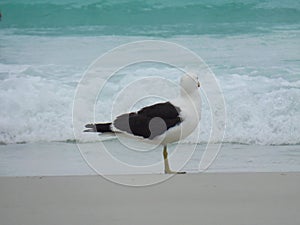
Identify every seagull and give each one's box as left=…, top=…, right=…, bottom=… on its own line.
left=84, top=74, right=201, bottom=174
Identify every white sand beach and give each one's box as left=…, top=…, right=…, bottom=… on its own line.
left=1, top=172, right=300, bottom=225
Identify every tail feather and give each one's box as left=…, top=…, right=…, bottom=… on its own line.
left=84, top=123, right=113, bottom=133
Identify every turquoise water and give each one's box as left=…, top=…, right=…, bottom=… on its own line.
left=1, top=0, right=300, bottom=36
left=0, top=0, right=300, bottom=145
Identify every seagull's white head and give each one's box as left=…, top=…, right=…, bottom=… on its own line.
left=180, top=73, right=200, bottom=95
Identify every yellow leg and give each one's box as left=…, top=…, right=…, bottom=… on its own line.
left=163, top=145, right=186, bottom=174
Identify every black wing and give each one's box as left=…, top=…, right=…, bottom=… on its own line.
left=113, top=102, right=182, bottom=139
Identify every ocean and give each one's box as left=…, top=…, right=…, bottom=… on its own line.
left=0, top=0, right=300, bottom=176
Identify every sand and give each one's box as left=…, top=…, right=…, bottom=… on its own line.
left=1, top=172, right=300, bottom=225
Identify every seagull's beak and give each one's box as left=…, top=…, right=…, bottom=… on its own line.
left=197, top=82, right=200, bottom=87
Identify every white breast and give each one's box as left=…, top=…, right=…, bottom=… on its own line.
left=157, top=90, right=202, bottom=145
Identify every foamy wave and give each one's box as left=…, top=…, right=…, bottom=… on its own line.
left=0, top=62, right=299, bottom=145
left=221, top=75, right=300, bottom=145
left=0, top=64, right=75, bottom=144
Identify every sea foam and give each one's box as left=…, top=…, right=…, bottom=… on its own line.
left=1, top=62, right=299, bottom=145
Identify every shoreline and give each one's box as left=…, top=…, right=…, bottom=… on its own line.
left=1, top=142, right=300, bottom=176
left=0, top=170, right=297, bottom=178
